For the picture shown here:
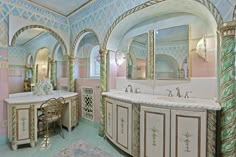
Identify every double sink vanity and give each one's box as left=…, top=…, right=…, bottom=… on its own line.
left=103, top=89, right=221, bottom=157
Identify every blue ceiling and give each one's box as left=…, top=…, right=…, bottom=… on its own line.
left=28, top=0, right=93, bottom=16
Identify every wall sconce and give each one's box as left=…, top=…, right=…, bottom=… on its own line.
left=192, top=35, right=207, bottom=61
left=115, top=52, right=126, bottom=66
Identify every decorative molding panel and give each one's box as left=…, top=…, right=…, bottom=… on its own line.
left=0, top=61, right=8, bottom=69
left=81, top=87, right=94, bottom=121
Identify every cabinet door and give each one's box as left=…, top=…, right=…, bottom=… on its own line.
left=105, top=99, right=115, bottom=140
left=17, top=108, right=30, bottom=141
left=171, top=110, right=206, bottom=157
left=116, top=100, right=132, bottom=154
left=140, top=106, right=170, bottom=157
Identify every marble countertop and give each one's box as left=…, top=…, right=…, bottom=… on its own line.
left=5, top=90, right=78, bottom=104
left=102, top=91, right=221, bottom=111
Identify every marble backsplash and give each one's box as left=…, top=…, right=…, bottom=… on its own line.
left=115, top=77, right=217, bottom=99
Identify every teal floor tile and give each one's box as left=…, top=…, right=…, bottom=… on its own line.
left=0, top=120, right=130, bottom=157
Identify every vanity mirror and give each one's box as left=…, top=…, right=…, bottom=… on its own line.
left=155, top=25, right=189, bottom=80
left=8, top=28, right=66, bottom=93
left=127, top=33, right=148, bottom=80
left=115, top=14, right=217, bottom=82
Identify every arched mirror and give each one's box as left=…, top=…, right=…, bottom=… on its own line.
left=35, top=47, right=49, bottom=81
left=8, top=27, right=66, bottom=93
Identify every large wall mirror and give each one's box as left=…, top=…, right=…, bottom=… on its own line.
left=8, top=28, right=67, bottom=93
left=116, top=13, right=217, bottom=81
left=155, top=25, right=189, bottom=80
left=127, top=33, right=148, bottom=80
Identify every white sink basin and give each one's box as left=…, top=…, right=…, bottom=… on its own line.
left=157, top=96, right=196, bottom=103
left=103, top=91, right=221, bottom=110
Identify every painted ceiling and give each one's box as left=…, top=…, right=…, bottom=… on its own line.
left=27, top=0, right=93, bottom=16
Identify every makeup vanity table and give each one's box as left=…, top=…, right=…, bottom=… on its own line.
left=4, top=90, right=79, bottom=150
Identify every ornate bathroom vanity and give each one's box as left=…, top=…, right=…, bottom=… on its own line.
left=4, top=90, right=79, bottom=150
left=103, top=91, right=221, bottom=157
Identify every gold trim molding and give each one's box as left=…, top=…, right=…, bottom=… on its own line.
left=11, top=25, right=67, bottom=55
left=102, top=0, right=223, bottom=49
left=71, top=29, right=100, bottom=56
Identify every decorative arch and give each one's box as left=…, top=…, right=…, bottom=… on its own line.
left=71, top=28, right=100, bottom=57
left=102, top=0, right=223, bottom=49
left=233, top=5, right=236, bottom=20
left=155, top=54, right=180, bottom=79
left=26, top=54, right=34, bottom=66
left=34, top=47, right=49, bottom=65
left=11, top=25, right=67, bottom=55
left=98, top=0, right=224, bottom=141
left=51, top=42, right=65, bottom=60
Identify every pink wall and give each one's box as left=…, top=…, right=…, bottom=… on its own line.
left=8, top=67, right=25, bottom=93
left=76, top=79, right=100, bottom=124
left=191, top=52, right=216, bottom=77
left=79, top=59, right=89, bottom=78
left=109, top=56, right=118, bottom=89
left=0, top=49, right=8, bottom=136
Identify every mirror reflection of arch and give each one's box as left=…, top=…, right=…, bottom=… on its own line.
left=75, top=32, right=100, bottom=78
left=35, top=47, right=49, bottom=81
left=155, top=25, right=189, bottom=79
left=128, top=33, right=148, bottom=79
left=8, top=26, right=67, bottom=93
left=155, top=54, right=179, bottom=79
left=25, top=54, right=34, bottom=80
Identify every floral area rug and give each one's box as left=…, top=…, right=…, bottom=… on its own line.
left=54, top=140, right=113, bottom=157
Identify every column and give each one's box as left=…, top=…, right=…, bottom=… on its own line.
left=32, top=64, right=36, bottom=84
left=24, top=65, right=28, bottom=80
left=219, top=21, right=236, bottom=157
left=148, top=30, right=155, bottom=79
left=99, top=48, right=108, bottom=136
left=50, top=59, right=56, bottom=88
left=69, top=55, right=75, bottom=92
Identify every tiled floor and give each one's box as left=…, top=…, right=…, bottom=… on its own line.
left=0, top=120, right=128, bottom=157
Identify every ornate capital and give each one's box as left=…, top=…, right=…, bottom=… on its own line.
left=99, top=49, right=107, bottom=56
left=68, top=55, right=75, bottom=61
left=218, top=21, right=236, bottom=37
left=49, top=59, right=56, bottom=64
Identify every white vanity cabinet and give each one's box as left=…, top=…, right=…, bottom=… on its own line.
left=71, top=96, right=79, bottom=127
left=7, top=104, right=36, bottom=151
left=105, top=98, right=132, bottom=155
left=103, top=91, right=220, bottom=157
left=62, top=96, right=79, bottom=131
left=140, top=106, right=207, bottom=157
left=5, top=91, right=79, bottom=150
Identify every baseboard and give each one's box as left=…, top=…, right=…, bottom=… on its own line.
left=0, top=135, right=7, bottom=145
left=79, top=118, right=99, bottom=129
